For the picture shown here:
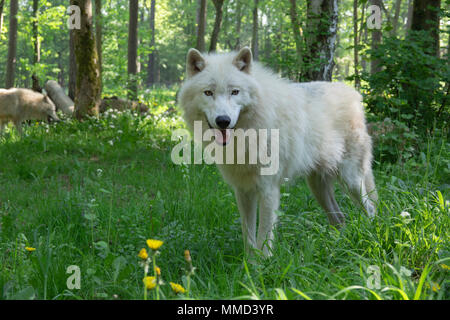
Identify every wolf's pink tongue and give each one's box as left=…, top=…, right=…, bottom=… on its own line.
left=214, top=129, right=231, bottom=145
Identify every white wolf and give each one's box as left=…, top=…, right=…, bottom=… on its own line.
left=178, top=47, right=377, bottom=256
left=0, top=88, right=59, bottom=135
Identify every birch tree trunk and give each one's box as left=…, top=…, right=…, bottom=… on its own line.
left=305, top=0, right=338, bottom=81
left=5, top=0, right=18, bottom=88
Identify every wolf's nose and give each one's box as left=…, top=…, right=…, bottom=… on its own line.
left=215, top=115, right=231, bottom=129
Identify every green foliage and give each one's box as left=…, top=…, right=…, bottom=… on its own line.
left=363, top=31, right=449, bottom=130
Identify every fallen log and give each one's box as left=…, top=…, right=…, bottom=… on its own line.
left=100, top=97, right=149, bottom=114
left=44, top=80, right=74, bottom=115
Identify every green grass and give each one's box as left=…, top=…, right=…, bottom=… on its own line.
left=0, top=89, right=448, bottom=300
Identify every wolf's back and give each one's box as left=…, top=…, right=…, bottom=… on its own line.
left=0, top=88, right=21, bottom=119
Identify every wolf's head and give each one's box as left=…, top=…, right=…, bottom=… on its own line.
left=178, top=47, right=261, bottom=145
left=41, top=95, right=60, bottom=123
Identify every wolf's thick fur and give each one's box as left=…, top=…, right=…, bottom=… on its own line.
left=179, top=47, right=378, bottom=256
left=0, top=88, right=59, bottom=134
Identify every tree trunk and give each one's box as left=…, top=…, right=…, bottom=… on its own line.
left=370, top=0, right=382, bottom=75
left=405, top=0, right=413, bottom=32
left=196, top=0, right=207, bottom=52
left=411, top=0, right=441, bottom=57
left=69, top=29, right=77, bottom=100
left=305, top=0, right=338, bottom=81
left=45, top=80, right=75, bottom=115
left=32, top=0, right=41, bottom=92
left=235, top=0, right=242, bottom=50
left=392, top=0, right=402, bottom=35
left=128, top=0, right=139, bottom=100
left=209, top=0, right=224, bottom=53
left=71, top=0, right=101, bottom=119
left=95, top=0, right=102, bottom=93
left=251, top=0, right=259, bottom=61
left=0, top=0, right=4, bottom=39
left=353, top=0, right=360, bottom=88
left=289, top=0, right=303, bottom=81
left=5, top=0, right=18, bottom=88
left=147, top=0, right=156, bottom=85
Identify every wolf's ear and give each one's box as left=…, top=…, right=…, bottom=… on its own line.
left=186, top=48, right=206, bottom=78
left=233, top=47, right=252, bottom=74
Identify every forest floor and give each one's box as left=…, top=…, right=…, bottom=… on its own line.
left=0, top=88, right=448, bottom=300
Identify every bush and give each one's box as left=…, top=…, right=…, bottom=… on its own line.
left=362, top=31, right=449, bottom=130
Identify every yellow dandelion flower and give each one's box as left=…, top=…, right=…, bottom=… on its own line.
left=170, top=282, right=186, bottom=294
left=431, top=282, right=441, bottom=292
left=138, top=248, right=148, bottom=260
left=25, top=247, right=36, bottom=252
left=440, top=264, right=449, bottom=270
left=146, top=239, right=163, bottom=251
left=143, top=276, right=157, bottom=290
left=154, top=266, right=161, bottom=276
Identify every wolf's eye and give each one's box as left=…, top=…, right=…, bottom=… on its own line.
left=204, top=90, right=213, bottom=96
left=231, top=89, right=240, bottom=96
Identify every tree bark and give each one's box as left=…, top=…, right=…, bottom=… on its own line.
left=392, top=0, right=402, bottom=35
left=128, top=0, right=139, bottom=100
left=353, top=0, right=360, bottom=88
left=0, top=0, right=4, bottom=39
left=5, top=0, right=18, bottom=88
left=209, top=0, right=224, bottom=53
left=196, top=0, right=207, bottom=52
left=71, top=0, right=101, bottom=119
left=69, top=29, right=77, bottom=100
left=95, top=0, right=102, bottom=92
left=289, top=0, right=303, bottom=81
left=235, top=0, right=242, bottom=50
left=32, top=0, right=41, bottom=92
left=411, top=0, right=441, bottom=57
left=370, top=0, right=382, bottom=75
left=45, top=80, right=75, bottom=116
left=305, top=0, right=338, bottom=81
left=405, top=0, right=413, bottom=32
left=251, top=0, right=259, bottom=61
left=147, top=0, right=156, bottom=85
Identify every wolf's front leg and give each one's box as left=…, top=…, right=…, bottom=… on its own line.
left=235, top=188, right=257, bottom=255
left=257, top=186, right=280, bottom=257
left=13, top=120, right=23, bottom=136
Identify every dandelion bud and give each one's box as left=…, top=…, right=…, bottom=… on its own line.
left=184, top=250, right=191, bottom=263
